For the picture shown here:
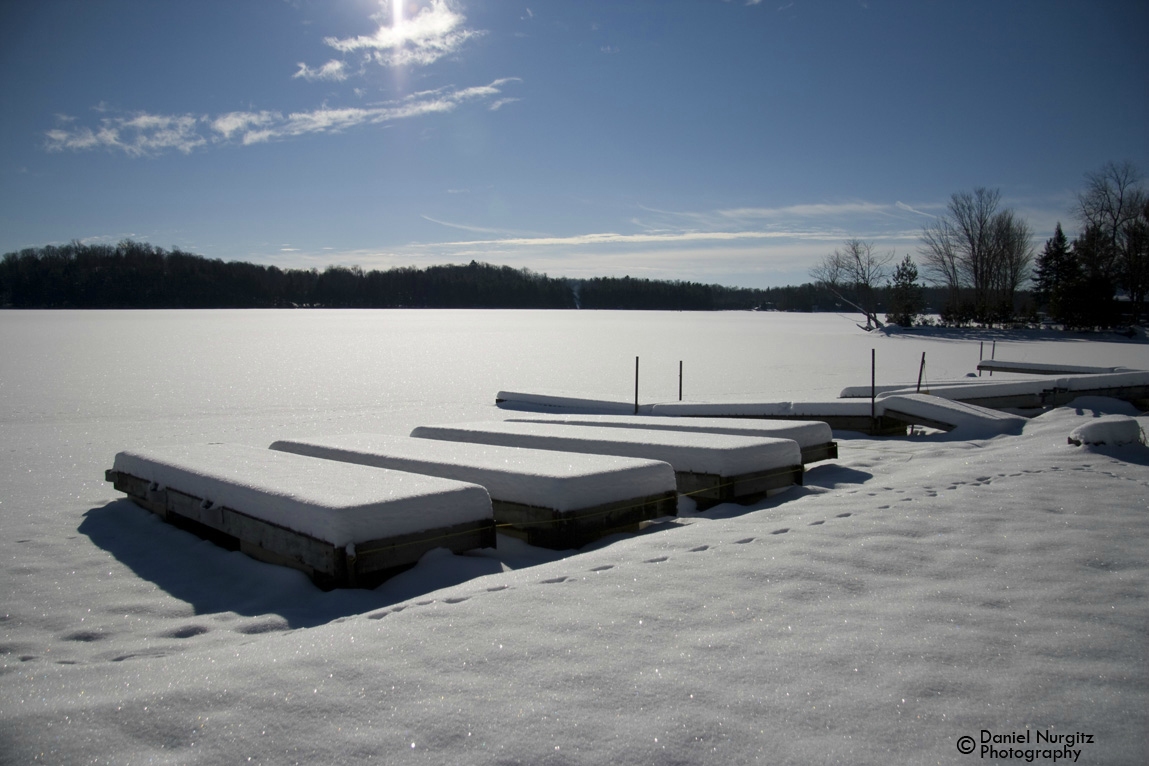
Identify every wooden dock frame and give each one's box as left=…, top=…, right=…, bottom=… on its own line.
left=105, top=469, right=497, bottom=590
left=678, top=412, right=903, bottom=436
left=800, top=441, right=839, bottom=463
left=678, top=463, right=804, bottom=510
left=492, top=490, right=678, bottom=550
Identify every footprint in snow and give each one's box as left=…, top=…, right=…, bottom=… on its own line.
left=644, top=556, right=668, bottom=564
left=62, top=630, right=105, bottom=643
left=771, top=528, right=789, bottom=535
left=161, top=624, right=210, bottom=639
left=836, top=512, right=852, bottom=518
left=443, top=596, right=470, bottom=605
left=808, top=520, right=825, bottom=526
left=236, top=619, right=289, bottom=634
left=689, top=545, right=710, bottom=552
left=590, top=565, right=613, bottom=572
left=486, top=584, right=509, bottom=592
left=734, top=537, right=755, bottom=544
left=540, top=576, right=569, bottom=584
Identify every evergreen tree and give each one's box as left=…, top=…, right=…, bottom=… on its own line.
left=1033, top=223, right=1083, bottom=324
left=885, top=254, right=924, bottom=327
left=1070, top=224, right=1118, bottom=328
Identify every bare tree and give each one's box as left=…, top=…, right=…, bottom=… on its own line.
left=948, top=188, right=1001, bottom=318
left=918, top=187, right=1033, bottom=324
left=1121, top=199, right=1149, bottom=323
left=810, top=238, right=892, bottom=329
left=919, top=215, right=962, bottom=318
left=989, top=208, right=1034, bottom=320
left=1078, top=161, right=1145, bottom=263
left=1078, top=161, right=1147, bottom=322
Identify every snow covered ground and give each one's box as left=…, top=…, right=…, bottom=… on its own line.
left=2, top=310, right=1148, bottom=764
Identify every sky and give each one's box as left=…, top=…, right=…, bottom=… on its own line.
left=1, top=0, right=1147, bottom=288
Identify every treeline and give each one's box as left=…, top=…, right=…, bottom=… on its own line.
left=0, top=240, right=810, bottom=311
left=0, top=241, right=574, bottom=309
left=0, top=238, right=976, bottom=314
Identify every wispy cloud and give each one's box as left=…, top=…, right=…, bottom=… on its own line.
left=421, top=215, right=540, bottom=237
left=293, top=59, right=349, bottom=82
left=45, top=79, right=520, bottom=156
left=322, top=0, right=481, bottom=69
left=45, top=112, right=207, bottom=157
left=894, top=201, right=935, bottom=218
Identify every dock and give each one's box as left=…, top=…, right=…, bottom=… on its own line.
left=270, top=434, right=678, bottom=550
left=410, top=420, right=804, bottom=510
left=502, top=413, right=838, bottom=464
left=106, top=443, right=496, bottom=588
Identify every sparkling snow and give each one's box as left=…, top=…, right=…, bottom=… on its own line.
left=2, top=310, right=1148, bottom=765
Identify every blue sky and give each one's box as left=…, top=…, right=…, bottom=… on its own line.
left=2, top=0, right=1146, bottom=288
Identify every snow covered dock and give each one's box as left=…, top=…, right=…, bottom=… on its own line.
left=877, top=393, right=1026, bottom=435
left=410, top=421, right=804, bottom=509
left=502, top=413, right=837, bottom=464
left=841, top=369, right=1149, bottom=411
left=496, top=390, right=652, bottom=414
left=106, top=444, right=496, bottom=588
left=269, top=434, right=678, bottom=549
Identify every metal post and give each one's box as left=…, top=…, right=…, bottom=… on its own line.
left=979, top=341, right=984, bottom=377
left=634, top=356, right=640, bottom=415
left=916, top=351, right=926, bottom=393
left=679, top=360, right=683, bottom=401
left=990, top=340, right=995, bottom=377
left=871, top=348, right=876, bottom=432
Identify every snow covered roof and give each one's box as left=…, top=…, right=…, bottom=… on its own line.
left=270, top=434, right=676, bottom=513
left=111, top=443, right=492, bottom=546
left=410, top=421, right=802, bottom=476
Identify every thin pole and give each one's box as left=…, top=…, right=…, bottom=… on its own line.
left=990, top=340, right=996, bottom=377
left=916, top=351, right=926, bottom=393
left=871, top=348, right=876, bottom=431
left=634, top=356, right=640, bottom=415
left=678, top=360, right=683, bottom=401
left=979, top=341, right=984, bottom=377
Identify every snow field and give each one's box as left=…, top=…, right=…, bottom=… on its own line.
left=3, top=399, right=1146, bottom=764
left=4, top=311, right=1149, bottom=764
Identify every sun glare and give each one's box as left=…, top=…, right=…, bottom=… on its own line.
left=392, top=0, right=404, bottom=29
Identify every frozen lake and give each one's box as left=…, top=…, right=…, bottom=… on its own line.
left=2, top=309, right=1147, bottom=764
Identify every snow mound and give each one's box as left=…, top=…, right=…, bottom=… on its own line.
left=1067, top=416, right=1146, bottom=447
